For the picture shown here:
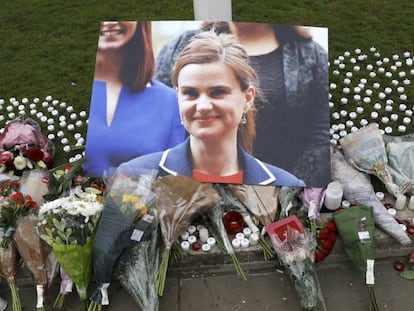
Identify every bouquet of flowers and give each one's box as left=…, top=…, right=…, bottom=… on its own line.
left=278, top=186, right=302, bottom=219
left=14, top=216, right=58, bottom=311
left=36, top=191, right=103, bottom=311
left=115, top=215, right=160, bottom=311
left=0, top=241, right=21, bottom=311
left=333, top=205, right=380, bottom=311
left=331, top=147, right=411, bottom=245
left=0, top=117, right=54, bottom=176
left=266, top=216, right=323, bottom=311
left=153, top=176, right=221, bottom=295
left=340, top=123, right=409, bottom=209
left=314, top=219, right=337, bottom=263
left=0, top=191, right=38, bottom=248
left=88, top=171, right=156, bottom=310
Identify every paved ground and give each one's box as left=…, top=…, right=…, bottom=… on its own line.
left=1, top=254, right=413, bottom=311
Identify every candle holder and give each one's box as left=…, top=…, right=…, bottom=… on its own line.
left=223, top=211, right=245, bottom=234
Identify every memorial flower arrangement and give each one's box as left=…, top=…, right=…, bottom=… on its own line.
left=0, top=240, right=21, bottom=311
left=0, top=117, right=54, bottom=176
left=0, top=191, right=38, bottom=248
left=266, top=216, right=321, bottom=311
left=36, top=191, right=103, bottom=311
left=88, top=171, right=157, bottom=311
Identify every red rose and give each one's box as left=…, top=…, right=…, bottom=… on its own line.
left=10, top=191, right=23, bottom=202
left=26, top=148, right=44, bottom=162
left=65, top=164, right=73, bottom=172
left=321, top=239, right=334, bottom=250
left=325, top=221, right=336, bottom=232
left=329, top=231, right=337, bottom=242
left=318, top=227, right=330, bottom=240
left=315, top=250, right=326, bottom=263
left=0, top=151, right=14, bottom=169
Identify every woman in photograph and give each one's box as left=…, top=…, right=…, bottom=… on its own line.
left=84, top=21, right=185, bottom=177
left=117, top=31, right=305, bottom=187
left=155, top=22, right=330, bottom=186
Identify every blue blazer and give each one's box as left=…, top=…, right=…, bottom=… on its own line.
left=117, top=138, right=305, bottom=187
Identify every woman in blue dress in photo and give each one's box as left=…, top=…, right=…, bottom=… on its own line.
left=84, top=21, right=185, bottom=177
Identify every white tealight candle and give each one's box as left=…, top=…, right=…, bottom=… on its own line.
left=381, top=117, right=389, bottom=124
left=75, top=120, right=83, bottom=127
left=332, top=112, right=340, bottom=120
left=366, top=64, right=373, bottom=70
left=399, top=71, right=406, bottom=78
left=188, top=235, right=197, bottom=245
left=42, top=101, right=48, bottom=108
left=236, top=232, right=245, bottom=241
left=398, top=125, right=406, bottom=133
left=181, top=241, right=190, bottom=251
left=392, top=54, right=399, bottom=60
left=202, top=244, right=211, bottom=252
left=52, top=110, right=58, bottom=116
left=373, top=103, right=382, bottom=110
left=45, top=95, right=52, bottom=101
left=207, top=237, right=216, bottom=246
left=47, top=125, right=54, bottom=132
left=180, top=231, right=189, bottom=241
left=8, top=112, right=16, bottom=119
left=400, top=94, right=407, bottom=101
left=60, top=102, right=66, bottom=108
left=52, top=99, right=59, bottom=105
left=399, top=104, right=407, bottom=111
left=354, top=95, right=361, bottom=101
left=373, top=83, right=380, bottom=89
left=47, top=134, right=55, bottom=140
left=387, top=208, right=397, bottom=217
left=363, top=97, right=371, bottom=104
left=356, top=106, right=364, bottom=114
left=375, top=192, right=384, bottom=201
left=365, top=89, right=373, bottom=96
left=390, top=65, right=397, bottom=71
left=410, top=69, right=414, bottom=75
left=339, top=63, right=345, bottom=69
left=67, top=124, right=75, bottom=131
left=378, top=92, right=386, bottom=99
left=353, top=66, right=360, bottom=72
left=329, top=102, right=334, bottom=108
left=343, top=78, right=351, bottom=84
left=340, top=110, right=348, bottom=117
left=343, top=87, right=350, bottom=94
left=351, top=126, right=359, bottom=132
left=341, top=200, right=351, bottom=208
left=63, top=146, right=71, bottom=153
left=403, top=79, right=411, bottom=85
left=330, top=83, right=337, bottom=89
left=241, top=238, right=250, bottom=248
left=199, top=228, right=209, bottom=243
left=187, top=225, right=196, bottom=235
left=403, top=117, right=411, bottom=125
left=384, top=127, right=393, bottom=134
left=370, top=111, right=378, bottom=119
left=249, top=232, right=259, bottom=246
left=360, top=119, right=368, bottom=126
left=405, top=110, right=413, bottom=117
left=385, top=105, right=393, bottom=112
left=340, top=98, right=348, bottom=105
left=232, top=238, right=241, bottom=249
left=407, top=59, right=413, bottom=66
left=338, top=123, right=345, bottom=130
left=349, top=112, right=357, bottom=119
left=59, top=121, right=66, bottom=128
left=243, top=227, right=252, bottom=237
left=390, top=114, right=398, bottom=121
left=332, top=134, right=340, bottom=141
left=397, top=86, right=405, bottom=93
left=80, top=111, right=87, bottom=118
left=324, top=182, right=343, bottom=211
left=384, top=87, right=392, bottom=94
left=376, top=60, right=382, bottom=66
left=67, top=106, right=74, bottom=112
left=346, top=120, right=354, bottom=128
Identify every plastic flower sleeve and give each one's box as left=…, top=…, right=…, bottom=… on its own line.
left=386, top=141, right=414, bottom=195
left=278, top=186, right=302, bottom=219
left=331, top=147, right=411, bottom=245
left=13, top=217, right=50, bottom=311
left=229, top=184, right=279, bottom=226
left=116, top=216, right=160, bottom=311
left=154, top=176, right=221, bottom=295
left=89, top=171, right=156, bottom=309
left=0, top=241, right=22, bottom=311
left=333, top=206, right=380, bottom=311
left=339, top=123, right=406, bottom=202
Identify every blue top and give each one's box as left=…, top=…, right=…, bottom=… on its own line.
left=116, top=138, right=305, bottom=187
left=84, top=79, right=186, bottom=177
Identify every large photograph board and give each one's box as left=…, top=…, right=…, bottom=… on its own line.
left=84, top=21, right=331, bottom=187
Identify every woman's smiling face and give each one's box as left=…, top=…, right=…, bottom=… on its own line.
left=98, top=21, right=137, bottom=51
left=177, top=62, right=254, bottom=142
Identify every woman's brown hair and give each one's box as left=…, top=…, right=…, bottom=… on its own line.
left=171, top=31, right=259, bottom=153
left=120, top=21, right=154, bottom=93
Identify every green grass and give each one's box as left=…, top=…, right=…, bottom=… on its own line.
left=1, top=0, right=414, bottom=164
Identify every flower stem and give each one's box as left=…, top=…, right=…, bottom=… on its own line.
left=231, top=253, right=247, bottom=280
left=368, top=285, right=379, bottom=311
left=87, top=302, right=102, bottom=311
left=156, top=249, right=170, bottom=296
left=80, top=298, right=89, bottom=311
left=259, top=235, right=275, bottom=260
left=53, top=293, right=66, bottom=309
left=10, top=283, right=22, bottom=311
